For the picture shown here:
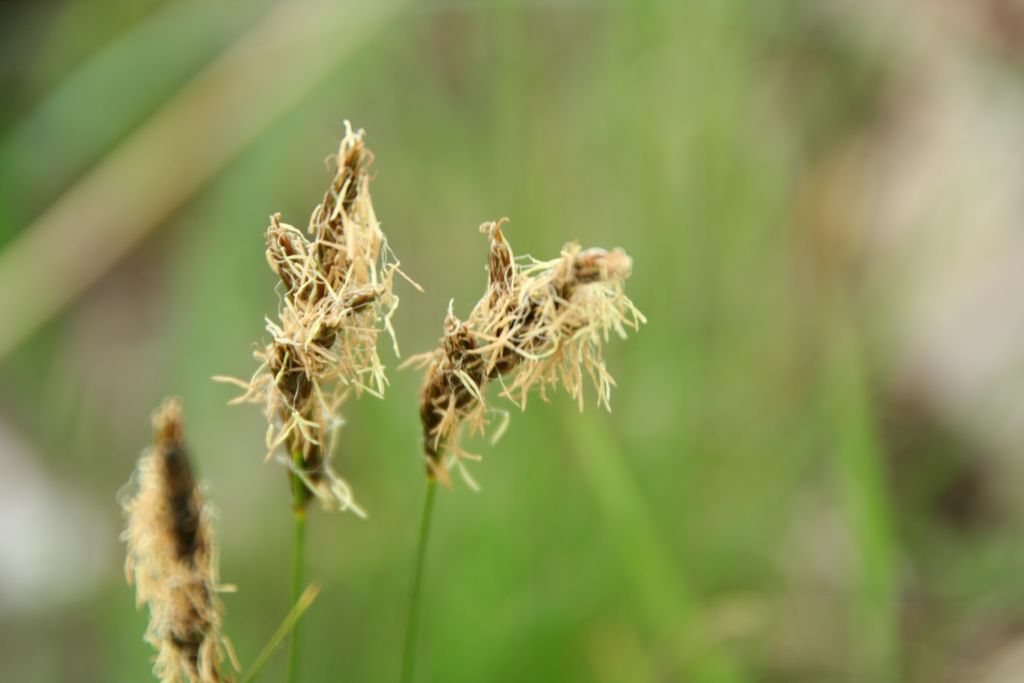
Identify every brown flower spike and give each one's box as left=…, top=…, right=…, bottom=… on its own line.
left=407, top=220, right=644, bottom=486
left=122, top=399, right=236, bottom=683
left=221, top=122, right=415, bottom=514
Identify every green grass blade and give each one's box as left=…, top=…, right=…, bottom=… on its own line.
left=568, top=413, right=746, bottom=683
left=239, top=583, right=320, bottom=683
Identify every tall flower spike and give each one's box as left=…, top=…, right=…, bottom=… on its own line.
left=122, top=399, right=236, bottom=683
left=407, top=220, right=645, bottom=486
left=220, top=122, right=415, bottom=514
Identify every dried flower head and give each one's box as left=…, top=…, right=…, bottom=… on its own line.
left=122, top=398, right=236, bottom=683
left=219, top=122, right=416, bottom=514
left=406, top=220, right=644, bottom=486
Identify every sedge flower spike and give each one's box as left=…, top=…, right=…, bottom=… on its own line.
left=406, top=220, right=645, bottom=486
left=220, top=122, right=415, bottom=514
left=122, top=398, right=237, bottom=683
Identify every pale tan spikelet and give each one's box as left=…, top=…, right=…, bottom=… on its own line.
left=409, top=220, right=644, bottom=484
left=221, top=122, right=411, bottom=513
left=122, top=398, right=236, bottom=683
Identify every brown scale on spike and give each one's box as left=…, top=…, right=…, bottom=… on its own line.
left=418, top=315, right=487, bottom=471
left=406, top=220, right=644, bottom=486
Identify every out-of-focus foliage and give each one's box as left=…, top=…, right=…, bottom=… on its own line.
left=2, top=1, right=1024, bottom=682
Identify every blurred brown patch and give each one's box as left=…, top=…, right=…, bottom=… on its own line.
left=882, top=390, right=1004, bottom=533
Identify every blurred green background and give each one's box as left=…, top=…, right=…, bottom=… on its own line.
left=3, top=1, right=1024, bottom=681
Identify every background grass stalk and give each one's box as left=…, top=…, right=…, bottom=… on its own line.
left=400, top=480, right=438, bottom=683
left=826, top=302, right=899, bottom=681
left=0, top=0, right=406, bottom=360
left=568, top=413, right=746, bottom=683
left=287, top=450, right=309, bottom=683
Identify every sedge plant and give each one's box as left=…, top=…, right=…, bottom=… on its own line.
left=216, top=122, right=415, bottom=682
left=400, top=220, right=644, bottom=682
left=121, top=128, right=643, bottom=683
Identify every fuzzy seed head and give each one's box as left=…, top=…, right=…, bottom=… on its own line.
left=407, top=221, right=645, bottom=485
left=122, top=399, right=234, bottom=683
left=222, top=122, right=410, bottom=514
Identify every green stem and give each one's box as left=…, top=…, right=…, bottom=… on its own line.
left=240, top=584, right=320, bottom=683
left=399, top=480, right=438, bottom=683
left=286, top=451, right=309, bottom=683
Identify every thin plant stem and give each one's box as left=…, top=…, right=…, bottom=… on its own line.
left=286, top=451, right=309, bottom=683
left=240, top=583, right=320, bottom=683
left=399, top=480, right=438, bottom=683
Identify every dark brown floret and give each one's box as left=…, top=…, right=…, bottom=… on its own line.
left=161, top=443, right=202, bottom=563
left=419, top=320, right=486, bottom=469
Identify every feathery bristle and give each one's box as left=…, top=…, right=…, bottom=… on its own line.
left=222, top=121, right=408, bottom=514
left=122, top=399, right=235, bottom=683
left=409, top=221, right=645, bottom=485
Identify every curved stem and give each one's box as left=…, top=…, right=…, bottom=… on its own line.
left=399, top=480, right=438, bottom=683
left=286, top=451, right=309, bottom=683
